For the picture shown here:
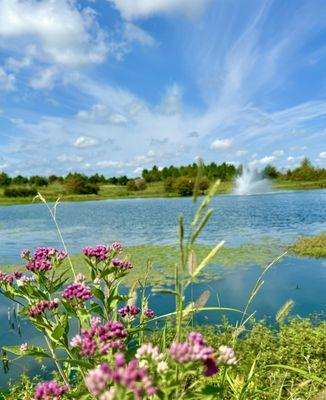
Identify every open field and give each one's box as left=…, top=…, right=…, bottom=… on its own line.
left=0, top=179, right=326, bottom=206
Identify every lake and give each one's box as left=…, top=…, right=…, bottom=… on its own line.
left=0, top=190, right=325, bottom=386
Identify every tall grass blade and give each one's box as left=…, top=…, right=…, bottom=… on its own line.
left=188, top=250, right=196, bottom=275
left=190, top=240, right=225, bottom=280
left=192, top=159, right=204, bottom=204
left=276, top=300, right=294, bottom=323
left=267, top=365, right=325, bottom=385
left=192, top=179, right=220, bottom=226
left=190, top=208, right=214, bottom=245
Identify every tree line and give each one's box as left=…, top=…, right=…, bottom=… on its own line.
left=0, top=158, right=325, bottom=197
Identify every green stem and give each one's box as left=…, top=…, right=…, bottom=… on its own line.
left=44, top=336, right=70, bottom=389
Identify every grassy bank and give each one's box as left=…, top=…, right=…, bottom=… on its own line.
left=0, top=179, right=325, bottom=206
left=291, top=232, right=326, bottom=258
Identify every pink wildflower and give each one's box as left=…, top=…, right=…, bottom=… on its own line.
left=34, top=380, right=67, bottom=400
left=70, top=321, right=127, bottom=356
left=85, top=353, right=156, bottom=400
left=167, top=332, right=219, bottom=377
left=62, top=283, right=93, bottom=302
left=28, top=300, right=58, bottom=317
left=112, top=259, right=133, bottom=270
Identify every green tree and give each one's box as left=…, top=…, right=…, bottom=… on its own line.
left=174, top=176, right=194, bottom=196
left=0, top=172, right=11, bottom=187
left=262, top=165, right=280, bottom=179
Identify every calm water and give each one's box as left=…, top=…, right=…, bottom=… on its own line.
left=1, top=190, right=326, bottom=264
left=0, top=190, right=325, bottom=387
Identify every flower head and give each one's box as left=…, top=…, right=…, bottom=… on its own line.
left=28, top=300, right=58, bottom=317
left=118, top=305, right=140, bottom=318
left=20, top=343, right=28, bottom=353
left=25, top=247, right=66, bottom=273
left=86, top=354, right=156, bottom=400
left=167, top=332, right=219, bottom=377
left=0, top=271, right=13, bottom=286
left=70, top=321, right=127, bottom=356
left=143, top=308, right=155, bottom=319
left=112, top=259, right=133, bottom=270
left=83, top=245, right=110, bottom=261
left=34, top=380, right=68, bottom=400
left=217, top=345, right=237, bottom=366
left=62, top=283, right=93, bottom=303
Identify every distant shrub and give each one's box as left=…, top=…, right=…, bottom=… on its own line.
left=164, top=177, right=174, bottom=193
left=199, top=176, right=210, bottom=191
left=174, top=176, right=195, bottom=196
left=65, top=175, right=99, bottom=195
left=127, top=179, right=147, bottom=191
left=4, top=187, right=37, bottom=197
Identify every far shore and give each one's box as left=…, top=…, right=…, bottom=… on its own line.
left=0, top=179, right=325, bottom=207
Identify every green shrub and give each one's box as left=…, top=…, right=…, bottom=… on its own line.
left=4, top=187, right=37, bottom=197
left=65, top=175, right=99, bottom=195
left=174, top=176, right=195, bottom=196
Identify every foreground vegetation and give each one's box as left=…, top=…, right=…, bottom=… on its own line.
left=4, top=318, right=326, bottom=400
left=0, top=186, right=325, bottom=399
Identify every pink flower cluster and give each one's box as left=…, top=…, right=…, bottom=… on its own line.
left=85, top=353, right=156, bottom=400
left=28, top=300, right=59, bottom=317
left=62, top=283, right=93, bottom=302
left=0, top=271, right=13, bottom=285
left=144, top=308, right=155, bottom=319
left=167, top=332, right=219, bottom=377
left=118, top=305, right=140, bottom=318
left=25, top=247, right=67, bottom=273
left=112, top=259, right=133, bottom=270
left=71, top=320, right=127, bottom=356
left=83, top=242, right=123, bottom=261
left=34, top=380, right=68, bottom=400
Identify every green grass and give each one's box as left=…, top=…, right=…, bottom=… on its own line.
left=1, top=178, right=325, bottom=206
left=150, top=318, right=326, bottom=400
left=290, top=232, right=326, bottom=258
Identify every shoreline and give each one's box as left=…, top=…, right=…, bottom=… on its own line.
left=0, top=180, right=325, bottom=207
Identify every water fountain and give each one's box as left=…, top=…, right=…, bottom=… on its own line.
left=233, top=168, right=272, bottom=195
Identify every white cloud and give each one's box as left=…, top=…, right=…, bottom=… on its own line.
left=73, top=136, right=99, bottom=148
left=287, top=156, right=295, bottom=162
left=29, top=67, right=57, bottom=89
left=158, top=84, right=183, bottom=115
left=123, top=22, right=155, bottom=46
left=0, top=0, right=107, bottom=66
left=210, top=138, right=233, bottom=150
left=109, top=0, right=209, bottom=20
left=250, top=156, right=276, bottom=167
left=0, top=66, right=15, bottom=90
left=133, top=167, right=143, bottom=175
left=77, top=104, right=128, bottom=125
left=318, top=152, right=326, bottom=159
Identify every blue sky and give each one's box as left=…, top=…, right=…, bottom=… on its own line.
left=0, top=0, right=325, bottom=177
